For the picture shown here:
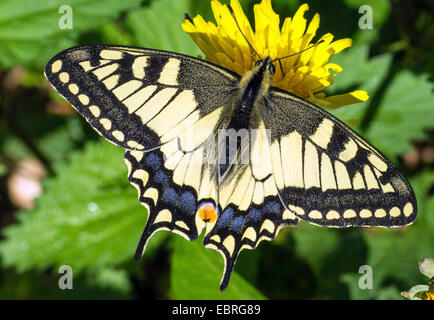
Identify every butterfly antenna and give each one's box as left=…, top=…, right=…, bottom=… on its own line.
left=271, top=40, right=325, bottom=64
left=227, top=5, right=263, bottom=62
left=184, top=13, right=194, bottom=25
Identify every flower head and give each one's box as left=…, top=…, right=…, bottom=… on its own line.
left=402, top=258, right=434, bottom=300
left=182, top=0, right=368, bottom=108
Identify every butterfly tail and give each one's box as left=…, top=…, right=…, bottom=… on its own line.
left=134, top=223, right=154, bottom=260
left=219, top=257, right=236, bottom=291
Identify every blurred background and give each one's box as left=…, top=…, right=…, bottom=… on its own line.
left=0, top=0, right=433, bottom=299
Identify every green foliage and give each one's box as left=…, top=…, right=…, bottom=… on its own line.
left=0, top=0, right=143, bottom=70
left=328, top=46, right=434, bottom=162
left=0, top=0, right=433, bottom=300
left=341, top=172, right=434, bottom=299
left=101, top=0, right=202, bottom=56
left=0, top=141, right=166, bottom=272
left=327, top=45, right=392, bottom=125
left=124, top=0, right=201, bottom=55
left=171, top=236, right=266, bottom=299
left=0, top=163, right=6, bottom=177
left=366, top=72, right=434, bottom=160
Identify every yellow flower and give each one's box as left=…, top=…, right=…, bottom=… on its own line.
left=402, top=258, right=434, bottom=300
left=182, top=0, right=369, bottom=108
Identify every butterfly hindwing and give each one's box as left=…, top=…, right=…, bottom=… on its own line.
left=263, top=88, right=417, bottom=227
left=203, top=122, right=299, bottom=290
left=124, top=146, right=218, bottom=258
left=204, top=164, right=298, bottom=290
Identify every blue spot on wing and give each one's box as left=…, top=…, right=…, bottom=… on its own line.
left=154, top=171, right=169, bottom=185
left=263, top=201, right=281, bottom=214
left=218, top=208, right=234, bottom=228
left=248, top=208, right=261, bottom=222
left=230, top=216, right=245, bottom=232
left=162, top=187, right=178, bottom=206
left=178, top=191, right=196, bottom=214
left=145, top=153, right=161, bottom=170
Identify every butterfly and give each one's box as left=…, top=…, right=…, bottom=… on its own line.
left=45, top=43, right=417, bottom=291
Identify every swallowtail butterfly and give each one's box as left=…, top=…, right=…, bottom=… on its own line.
left=45, top=39, right=417, bottom=291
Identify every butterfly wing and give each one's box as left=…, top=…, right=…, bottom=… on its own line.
left=45, top=45, right=238, bottom=258
left=203, top=119, right=298, bottom=291
left=262, top=87, right=417, bottom=227
left=45, top=44, right=418, bottom=292
left=124, top=142, right=219, bottom=259
left=45, top=45, right=238, bottom=151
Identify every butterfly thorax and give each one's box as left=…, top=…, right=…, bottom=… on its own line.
left=218, top=58, right=273, bottom=180
left=236, top=57, right=273, bottom=118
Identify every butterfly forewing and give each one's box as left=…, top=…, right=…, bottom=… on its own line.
left=263, top=88, right=417, bottom=227
left=45, top=45, right=238, bottom=151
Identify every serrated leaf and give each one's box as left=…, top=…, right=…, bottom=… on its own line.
left=365, top=71, right=434, bottom=160
left=0, top=141, right=165, bottom=273
left=0, top=0, right=143, bottom=70
left=170, top=236, right=267, bottom=299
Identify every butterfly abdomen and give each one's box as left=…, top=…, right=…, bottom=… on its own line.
left=218, top=59, right=272, bottom=178
left=238, top=60, right=271, bottom=114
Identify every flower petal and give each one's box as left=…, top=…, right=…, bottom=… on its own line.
left=288, top=3, right=309, bottom=42
left=254, top=0, right=280, bottom=39
left=182, top=1, right=369, bottom=108
left=324, top=90, right=369, bottom=108
left=330, top=38, right=352, bottom=54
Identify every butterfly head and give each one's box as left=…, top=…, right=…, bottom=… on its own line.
left=249, top=57, right=275, bottom=95
left=254, top=57, right=276, bottom=76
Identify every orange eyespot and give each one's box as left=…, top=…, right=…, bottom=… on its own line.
left=198, top=203, right=218, bottom=223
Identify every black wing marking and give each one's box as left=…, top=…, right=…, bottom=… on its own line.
left=45, top=45, right=239, bottom=151
left=124, top=138, right=220, bottom=259
left=45, top=45, right=242, bottom=288
left=204, top=123, right=299, bottom=291
left=262, top=88, right=417, bottom=227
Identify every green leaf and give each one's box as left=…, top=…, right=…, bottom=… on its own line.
left=327, top=45, right=392, bottom=126
left=340, top=273, right=373, bottom=300
left=339, top=276, right=402, bottom=300
left=0, top=268, right=132, bottom=299
left=293, top=224, right=367, bottom=299
left=341, top=171, right=434, bottom=299
left=365, top=71, right=434, bottom=160
left=327, top=46, right=434, bottom=162
left=0, top=163, right=6, bottom=177
left=292, top=224, right=340, bottom=276
left=343, top=0, right=390, bottom=27
left=87, top=267, right=132, bottom=294
left=170, top=236, right=267, bottom=299
left=343, top=0, right=391, bottom=45
left=0, top=140, right=165, bottom=273
left=124, top=0, right=202, bottom=56
left=0, top=0, right=143, bottom=70
left=101, top=22, right=135, bottom=47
